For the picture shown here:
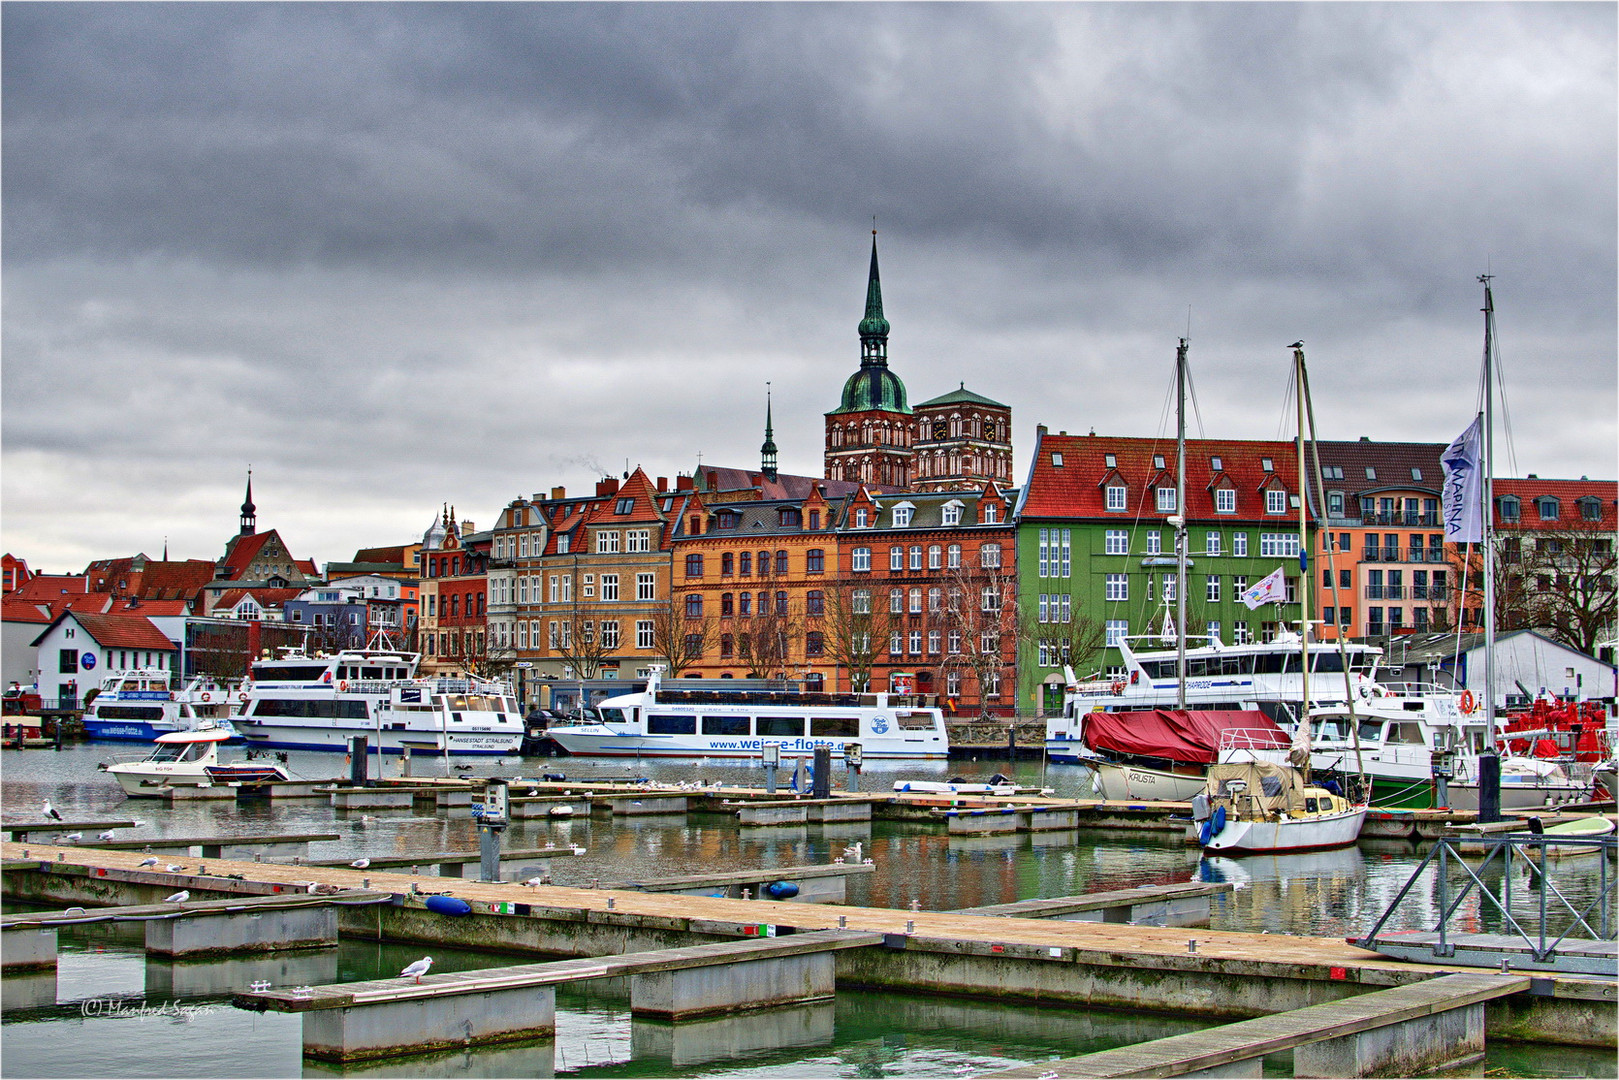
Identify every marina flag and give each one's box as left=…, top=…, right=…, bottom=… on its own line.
left=1240, top=567, right=1287, bottom=610
left=1441, top=415, right=1485, bottom=544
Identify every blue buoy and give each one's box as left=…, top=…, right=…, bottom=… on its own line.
left=765, top=880, right=800, bottom=899
left=424, top=895, right=473, bottom=916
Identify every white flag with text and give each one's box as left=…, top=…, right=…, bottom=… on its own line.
left=1441, top=415, right=1485, bottom=544
left=1240, top=566, right=1287, bottom=610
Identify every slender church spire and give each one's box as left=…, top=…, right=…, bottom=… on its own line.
left=858, top=230, right=890, bottom=366
left=760, top=383, right=778, bottom=482
left=239, top=468, right=257, bottom=536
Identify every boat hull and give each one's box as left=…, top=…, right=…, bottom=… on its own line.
left=544, top=726, right=946, bottom=760
left=1200, top=806, right=1367, bottom=855
left=1089, top=759, right=1207, bottom=802
left=234, top=722, right=520, bottom=756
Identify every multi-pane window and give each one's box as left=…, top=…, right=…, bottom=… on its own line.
left=890, top=546, right=905, bottom=570
left=720, top=593, right=734, bottom=617
left=1233, top=533, right=1248, bottom=557
left=1259, top=533, right=1300, bottom=557
left=806, top=549, right=825, bottom=573
left=942, top=503, right=962, bottom=526
left=1157, top=487, right=1177, bottom=512
left=948, top=629, right=963, bottom=655
left=908, top=587, right=923, bottom=613
left=1233, top=575, right=1247, bottom=595
left=981, top=586, right=1000, bottom=612
left=684, top=594, right=703, bottom=618
left=928, top=545, right=942, bottom=569
left=890, top=631, right=905, bottom=656
left=806, top=590, right=824, bottom=616
left=1105, top=573, right=1129, bottom=601
left=1216, top=488, right=1236, bottom=513
left=738, top=592, right=752, bottom=616
left=851, top=547, right=871, bottom=572
left=626, top=529, right=651, bottom=552
left=600, top=574, right=619, bottom=601
left=635, top=573, right=655, bottom=601
left=597, top=530, right=620, bottom=554
left=980, top=543, right=1001, bottom=568
left=893, top=507, right=913, bottom=527
left=908, top=630, right=923, bottom=655
left=1146, top=531, right=1162, bottom=555
left=852, top=589, right=871, bottom=614
left=909, top=546, right=923, bottom=570
left=775, top=551, right=789, bottom=575
left=1205, top=533, right=1221, bottom=555
left=947, top=544, right=962, bottom=568
left=889, top=588, right=905, bottom=614
left=1106, top=485, right=1127, bottom=511
left=1266, top=489, right=1287, bottom=514
left=1232, top=621, right=1250, bottom=644
left=1206, top=575, right=1220, bottom=602
left=1105, top=529, right=1128, bottom=555
left=738, top=552, right=752, bottom=575
left=1206, top=621, right=1220, bottom=641
left=927, top=629, right=941, bottom=654
left=928, top=587, right=942, bottom=613
left=1106, top=619, right=1128, bottom=646
left=775, top=591, right=788, bottom=616
left=805, top=631, right=824, bottom=657
left=636, top=620, right=654, bottom=649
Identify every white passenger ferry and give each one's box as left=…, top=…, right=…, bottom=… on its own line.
left=231, top=646, right=523, bottom=756
left=1046, top=631, right=1385, bottom=764
left=81, top=670, right=239, bottom=742
left=542, top=667, right=948, bottom=760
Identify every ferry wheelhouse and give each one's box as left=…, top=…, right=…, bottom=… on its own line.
left=231, top=646, right=522, bottom=756
left=542, top=667, right=948, bottom=760
left=1047, top=631, right=1384, bottom=763
left=81, top=670, right=238, bottom=742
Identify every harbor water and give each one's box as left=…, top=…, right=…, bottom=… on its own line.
left=2, top=745, right=1612, bottom=1077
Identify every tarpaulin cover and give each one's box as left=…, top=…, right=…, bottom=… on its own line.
left=1080, top=710, right=1287, bottom=765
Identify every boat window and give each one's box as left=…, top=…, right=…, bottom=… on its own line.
left=757, top=716, right=805, bottom=737
left=180, top=742, right=212, bottom=762
left=147, top=744, right=186, bottom=762
left=1312, top=653, right=1345, bottom=674
left=1252, top=653, right=1286, bottom=674
left=450, top=712, right=463, bottom=723
left=811, top=716, right=858, bottom=737
left=1319, top=797, right=1333, bottom=812
left=896, top=710, right=937, bottom=730
left=1311, top=718, right=1349, bottom=741
left=702, top=715, right=749, bottom=736
left=252, top=699, right=371, bottom=719
left=1304, top=798, right=1318, bottom=813
left=1388, top=722, right=1425, bottom=744
left=597, top=708, right=627, bottom=725
left=647, top=714, right=697, bottom=735
left=362, top=667, right=384, bottom=680
left=251, top=664, right=332, bottom=682
left=1358, top=719, right=1385, bottom=743
left=94, top=705, right=166, bottom=721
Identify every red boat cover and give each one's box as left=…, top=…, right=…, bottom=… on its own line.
left=1081, top=710, right=1288, bottom=765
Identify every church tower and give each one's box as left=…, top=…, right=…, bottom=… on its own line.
left=239, top=469, right=257, bottom=537
left=761, top=385, right=779, bottom=483
left=824, top=233, right=913, bottom=488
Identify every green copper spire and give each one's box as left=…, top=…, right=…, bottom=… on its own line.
left=761, top=383, right=778, bottom=482
left=857, top=230, right=889, bottom=362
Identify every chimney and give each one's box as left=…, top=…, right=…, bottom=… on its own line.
left=549, top=486, right=566, bottom=500
left=657, top=476, right=668, bottom=492
left=596, top=478, right=620, bottom=497
left=676, top=475, right=694, bottom=491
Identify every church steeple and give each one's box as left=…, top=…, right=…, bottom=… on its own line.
left=239, top=468, right=257, bottom=536
left=857, top=230, right=890, bottom=366
left=760, top=383, right=778, bottom=483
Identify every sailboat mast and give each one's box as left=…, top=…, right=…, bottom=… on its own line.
left=1293, top=344, right=1310, bottom=721
left=1480, top=275, right=1497, bottom=742
left=1176, top=338, right=1188, bottom=710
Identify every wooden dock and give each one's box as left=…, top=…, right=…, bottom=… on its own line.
left=3, top=839, right=1610, bottom=1054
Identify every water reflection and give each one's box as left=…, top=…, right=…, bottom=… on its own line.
left=629, top=1001, right=837, bottom=1067
left=145, top=949, right=340, bottom=999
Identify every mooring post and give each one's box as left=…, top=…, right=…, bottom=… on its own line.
left=811, top=747, right=831, bottom=799
left=845, top=741, right=862, bottom=792
left=763, top=742, right=779, bottom=795
left=1477, top=751, right=1501, bottom=824
left=349, top=736, right=369, bottom=788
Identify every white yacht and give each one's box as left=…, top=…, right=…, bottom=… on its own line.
left=103, top=726, right=289, bottom=796
left=81, top=670, right=239, bottom=742
left=542, top=667, right=948, bottom=760
left=231, top=646, right=522, bottom=756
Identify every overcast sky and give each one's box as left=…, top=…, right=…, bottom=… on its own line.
left=4, top=2, right=1614, bottom=575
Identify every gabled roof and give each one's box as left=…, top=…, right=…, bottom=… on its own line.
left=1018, top=429, right=1303, bottom=521
left=1493, top=477, right=1617, bottom=532
left=7, top=574, right=89, bottom=603
left=914, top=383, right=1008, bottom=410
left=31, top=611, right=177, bottom=652
left=695, top=466, right=870, bottom=502
left=215, top=587, right=303, bottom=611
left=1, top=597, right=54, bottom=624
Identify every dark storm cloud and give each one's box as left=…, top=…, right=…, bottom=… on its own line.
left=2, top=2, right=1613, bottom=570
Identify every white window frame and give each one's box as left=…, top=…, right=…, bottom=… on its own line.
left=1106, top=485, right=1126, bottom=511
left=1105, top=529, right=1128, bottom=556
left=1216, top=488, right=1236, bottom=514
left=600, top=574, right=620, bottom=602
left=597, top=530, right=620, bottom=554
left=1105, top=573, right=1128, bottom=601
left=1157, top=487, right=1177, bottom=512
left=636, top=573, right=656, bottom=601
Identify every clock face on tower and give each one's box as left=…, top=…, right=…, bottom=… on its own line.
left=983, top=423, right=997, bottom=440
left=932, top=421, right=948, bottom=439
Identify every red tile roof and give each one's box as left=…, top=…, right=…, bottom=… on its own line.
left=66, top=613, right=177, bottom=652
left=1018, top=430, right=1304, bottom=522
left=1494, top=477, right=1617, bottom=531
left=1, top=597, right=54, bottom=624
left=8, top=574, right=89, bottom=603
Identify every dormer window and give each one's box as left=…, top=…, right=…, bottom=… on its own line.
left=615, top=497, right=634, bottom=515
left=983, top=504, right=998, bottom=524
left=1266, top=489, right=1287, bottom=514
left=1579, top=496, right=1602, bottom=521
left=942, top=501, right=963, bottom=526
left=1499, top=495, right=1520, bottom=523
left=1051, top=452, right=1064, bottom=467
left=855, top=508, right=869, bottom=528
left=1156, top=487, right=1177, bottom=512
left=1536, top=497, right=1560, bottom=521
left=891, top=503, right=915, bottom=527
left=1106, top=484, right=1127, bottom=512
left=1215, top=488, right=1236, bottom=513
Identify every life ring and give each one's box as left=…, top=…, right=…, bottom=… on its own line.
left=1459, top=690, right=1477, bottom=714
left=1110, top=679, right=1126, bottom=695
left=339, top=680, right=350, bottom=692
left=200, top=692, right=211, bottom=703
left=238, top=691, right=249, bottom=702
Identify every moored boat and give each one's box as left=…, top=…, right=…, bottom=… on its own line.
left=102, top=726, right=288, bottom=796
left=81, top=671, right=239, bottom=742
left=1190, top=757, right=1367, bottom=855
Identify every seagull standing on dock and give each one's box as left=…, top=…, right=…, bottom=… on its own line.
left=138, top=856, right=159, bottom=867
left=400, top=956, right=433, bottom=984
left=98, top=831, right=116, bottom=841
left=164, top=890, right=190, bottom=904
left=43, top=800, right=62, bottom=821
left=166, top=864, right=185, bottom=872
left=63, top=833, right=83, bottom=842
left=350, top=858, right=370, bottom=869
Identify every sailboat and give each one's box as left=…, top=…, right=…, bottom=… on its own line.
left=1193, top=343, right=1367, bottom=855
left=1303, top=278, right=1587, bottom=810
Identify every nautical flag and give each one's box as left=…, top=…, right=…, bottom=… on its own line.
left=1240, top=567, right=1287, bottom=609
left=1441, top=415, right=1485, bottom=544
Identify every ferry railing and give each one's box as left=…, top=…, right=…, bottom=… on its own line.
left=1356, top=832, right=1616, bottom=964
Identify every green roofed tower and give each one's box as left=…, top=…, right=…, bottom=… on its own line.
left=825, top=232, right=915, bottom=488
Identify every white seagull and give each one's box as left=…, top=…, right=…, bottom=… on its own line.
left=400, top=956, right=433, bottom=983
left=138, top=856, right=159, bottom=867
left=63, top=832, right=83, bottom=842
left=166, top=864, right=185, bottom=873
left=43, top=800, right=62, bottom=821
left=164, top=890, right=190, bottom=904
left=98, top=831, right=116, bottom=841
left=350, top=858, right=370, bottom=869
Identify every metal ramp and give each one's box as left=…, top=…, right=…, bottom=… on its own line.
left=1356, top=830, right=1617, bottom=977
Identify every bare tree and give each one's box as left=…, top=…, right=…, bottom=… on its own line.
left=821, top=578, right=893, bottom=694
left=936, top=556, right=1023, bottom=718
left=742, top=594, right=798, bottom=679
left=650, top=594, right=715, bottom=678
left=1519, top=525, right=1618, bottom=654
left=1023, top=606, right=1109, bottom=710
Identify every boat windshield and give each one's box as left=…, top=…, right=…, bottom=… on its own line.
left=1358, top=718, right=1385, bottom=743
left=596, top=708, right=627, bottom=725
left=1311, top=716, right=1353, bottom=741
left=143, top=741, right=211, bottom=763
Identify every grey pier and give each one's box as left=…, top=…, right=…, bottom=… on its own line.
left=60, top=832, right=340, bottom=860
left=607, top=862, right=875, bottom=903
left=955, top=882, right=1233, bottom=928
left=987, top=972, right=1531, bottom=1078
left=235, top=929, right=883, bottom=1062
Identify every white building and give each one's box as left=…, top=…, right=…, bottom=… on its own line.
left=29, top=611, right=178, bottom=707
